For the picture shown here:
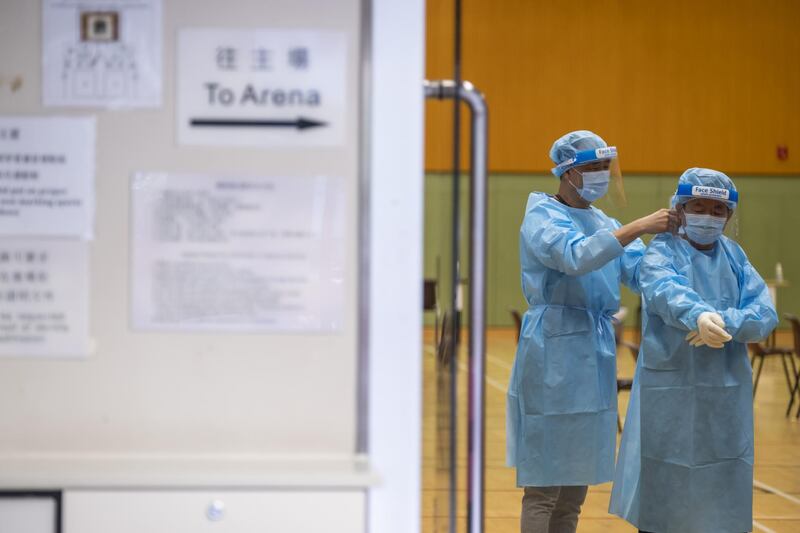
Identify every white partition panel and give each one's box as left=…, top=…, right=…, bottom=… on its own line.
left=368, top=0, right=425, bottom=531
left=0, top=0, right=365, bottom=484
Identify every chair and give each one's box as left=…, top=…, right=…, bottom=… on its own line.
left=614, top=318, right=640, bottom=432
left=749, top=336, right=795, bottom=402
left=509, top=308, right=522, bottom=343
left=783, top=314, right=800, bottom=417
left=434, top=310, right=456, bottom=469
left=423, top=278, right=441, bottom=347
left=437, top=310, right=456, bottom=367
left=634, top=304, right=643, bottom=345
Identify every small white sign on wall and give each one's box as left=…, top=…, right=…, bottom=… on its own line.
left=42, top=0, right=163, bottom=108
left=0, top=116, right=95, bottom=239
left=0, top=239, right=90, bottom=358
left=177, top=29, right=347, bottom=147
left=131, top=173, right=346, bottom=332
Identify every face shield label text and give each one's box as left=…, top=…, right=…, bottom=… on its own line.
left=691, top=185, right=730, bottom=200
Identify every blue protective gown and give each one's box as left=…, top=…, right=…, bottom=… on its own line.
left=609, top=233, right=778, bottom=533
left=506, top=192, right=645, bottom=487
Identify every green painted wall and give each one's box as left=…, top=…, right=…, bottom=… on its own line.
left=424, top=173, right=800, bottom=329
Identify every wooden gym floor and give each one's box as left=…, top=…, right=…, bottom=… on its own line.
left=422, top=328, right=800, bottom=533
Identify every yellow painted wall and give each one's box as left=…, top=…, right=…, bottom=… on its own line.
left=425, top=0, right=800, bottom=175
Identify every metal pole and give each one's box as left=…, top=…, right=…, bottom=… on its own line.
left=451, top=8, right=463, bottom=529
left=424, top=79, right=488, bottom=533
left=424, top=79, right=458, bottom=533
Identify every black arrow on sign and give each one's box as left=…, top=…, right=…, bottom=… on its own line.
left=190, top=117, right=328, bottom=130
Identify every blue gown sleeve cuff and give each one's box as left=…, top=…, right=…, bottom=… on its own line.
left=684, top=306, right=710, bottom=331
left=595, top=229, right=625, bottom=262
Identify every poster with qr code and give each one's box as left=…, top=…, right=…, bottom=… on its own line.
left=42, top=0, right=162, bottom=108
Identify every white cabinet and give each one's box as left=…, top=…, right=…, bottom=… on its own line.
left=64, top=490, right=365, bottom=533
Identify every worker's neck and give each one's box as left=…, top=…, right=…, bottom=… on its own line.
left=557, top=184, right=590, bottom=209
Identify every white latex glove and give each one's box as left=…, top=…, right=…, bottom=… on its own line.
left=685, top=330, right=706, bottom=347
left=696, top=312, right=732, bottom=349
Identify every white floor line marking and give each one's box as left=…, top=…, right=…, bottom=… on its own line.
left=485, top=374, right=507, bottom=394
left=455, top=362, right=507, bottom=395
left=753, top=520, right=777, bottom=533
left=424, top=344, right=509, bottom=394
left=487, top=353, right=512, bottom=371
left=754, top=479, right=800, bottom=507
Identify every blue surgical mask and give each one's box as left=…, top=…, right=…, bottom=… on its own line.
left=683, top=213, right=726, bottom=245
left=572, top=170, right=610, bottom=202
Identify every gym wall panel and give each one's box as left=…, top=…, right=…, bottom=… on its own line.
left=425, top=0, right=800, bottom=175
left=425, top=174, right=800, bottom=328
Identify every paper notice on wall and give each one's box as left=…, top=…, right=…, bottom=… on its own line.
left=42, top=0, right=162, bottom=108
left=0, top=116, right=95, bottom=238
left=131, top=173, right=346, bottom=332
left=0, top=239, right=89, bottom=358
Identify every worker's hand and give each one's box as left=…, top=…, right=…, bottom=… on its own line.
left=685, top=330, right=707, bottom=347
left=696, top=312, right=732, bottom=349
left=636, top=208, right=680, bottom=235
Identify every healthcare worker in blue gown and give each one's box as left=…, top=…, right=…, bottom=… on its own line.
left=609, top=168, right=778, bottom=533
left=506, top=130, right=679, bottom=533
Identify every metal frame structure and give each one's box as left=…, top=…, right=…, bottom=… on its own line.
left=424, top=79, right=488, bottom=533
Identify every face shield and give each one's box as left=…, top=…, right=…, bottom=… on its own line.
left=672, top=183, right=739, bottom=242
left=552, top=146, right=625, bottom=207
